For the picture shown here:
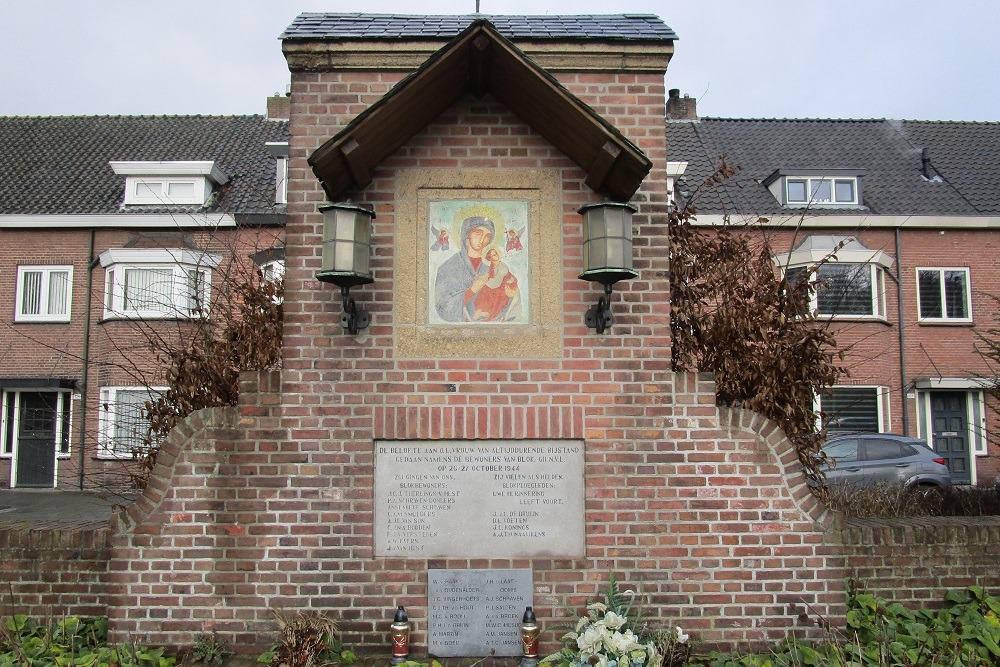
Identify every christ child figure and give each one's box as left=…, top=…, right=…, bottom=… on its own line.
left=470, top=246, right=519, bottom=321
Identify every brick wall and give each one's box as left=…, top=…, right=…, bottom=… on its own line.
left=1, top=372, right=995, bottom=653
left=105, top=369, right=846, bottom=652
left=842, top=516, right=1000, bottom=607
left=0, top=524, right=111, bottom=618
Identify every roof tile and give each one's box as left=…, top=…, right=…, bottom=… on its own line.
left=666, top=118, right=1000, bottom=217
left=281, top=13, right=676, bottom=41
left=0, top=116, right=289, bottom=216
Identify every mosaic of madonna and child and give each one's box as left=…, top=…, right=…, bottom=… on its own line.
left=428, top=201, right=530, bottom=325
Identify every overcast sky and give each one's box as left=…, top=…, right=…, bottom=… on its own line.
left=2, top=1, right=998, bottom=121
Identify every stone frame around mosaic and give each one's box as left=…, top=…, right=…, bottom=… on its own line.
left=394, top=168, right=564, bottom=359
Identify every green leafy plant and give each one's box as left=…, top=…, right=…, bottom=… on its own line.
left=0, top=615, right=174, bottom=666
left=190, top=631, right=233, bottom=664
left=700, top=585, right=1000, bottom=667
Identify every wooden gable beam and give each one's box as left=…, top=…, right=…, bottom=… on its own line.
left=340, top=138, right=371, bottom=191
left=469, top=35, right=491, bottom=99
left=308, top=20, right=652, bottom=202
left=585, top=141, right=622, bottom=193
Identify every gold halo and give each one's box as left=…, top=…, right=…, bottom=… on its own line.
left=452, top=203, right=506, bottom=244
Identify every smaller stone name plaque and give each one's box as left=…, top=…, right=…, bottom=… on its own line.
left=428, top=568, right=532, bottom=657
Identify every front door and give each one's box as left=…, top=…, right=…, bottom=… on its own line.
left=930, top=391, right=971, bottom=485
left=14, top=392, right=58, bottom=488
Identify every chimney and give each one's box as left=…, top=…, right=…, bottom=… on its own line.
left=266, top=90, right=291, bottom=121
left=667, top=88, right=697, bottom=120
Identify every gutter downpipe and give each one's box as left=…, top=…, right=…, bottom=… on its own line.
left=895, top=228, right=910, bottom=435
left=79, top=229, right=96, bottom=489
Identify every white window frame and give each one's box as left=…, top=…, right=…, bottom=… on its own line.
left=785, top=176, right=859, bottom=207
left=126, top=177, right=208, bottom=206
left=99, top=248, right=221, bottom=320
left=275, top=158, right=287, bottom=205
left=259, top=259, right=285, bottom=283
left=787, top=262, right=886, bottom=320
left=14, top=265, right=73, bottom=322
left=817, top=385, right=890, bottom=434
left=98, top=386, right=166, bottom=459
left=916, top=267, right=972, bottom=323
left=265, top=142, right=289, bottom=205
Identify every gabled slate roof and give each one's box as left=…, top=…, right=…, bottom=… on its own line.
left=667, top=118, right=1000, bottom=217
left=0, top=115, right=289, bottom=217
left=898, top=121, right=1000, bottom=215
left=309, top=20, right=651, bottom=202
left=281, top=13, right=676, bottom=42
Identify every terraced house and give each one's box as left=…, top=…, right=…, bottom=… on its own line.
left=0, top=110, right=288, bottom=489
left=665, top=104, right=1000, bottom=486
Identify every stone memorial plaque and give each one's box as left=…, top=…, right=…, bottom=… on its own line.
left=374, top=439, right=584, bottom=558
left=428, top=568, right=532, bottom=657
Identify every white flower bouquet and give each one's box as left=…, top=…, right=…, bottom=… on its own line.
left=541, top=576, right=662, bottom=667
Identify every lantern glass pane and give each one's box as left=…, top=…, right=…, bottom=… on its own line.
left=604, top=209, right=625, bottom=238
left=605, top=238, right=626, bottom=268
left=354, top=242, right=370, bottom=275
left=585, top=215, right=605, bottom=243
left=334, top=241, right=355, bottom=270
left=321, top=241, right=336, bottom=272
left=355, top=216, right=371, bottom=244
left=589, top=239, right=607, bottom=269
left=335, top=212, right=355, bottom=241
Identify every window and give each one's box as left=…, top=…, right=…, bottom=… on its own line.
left=785, top=177, right=858, bottom=207
left=266, top=142, right=289, bottom=205
left=99, top=387, right=163, bottom=458
left=917, top=268, right=971, bottom=322
left=863, top=439, right=914, bottom=461
left=786, top=263, right=885, bottom=318
left=110, top=161, right=228, bottom=206
left=275, top=158, right=287, bottom=205
left=127, top=178, right=205, bottom=205
left=259, top=259, right=284, bottom=284
left=15, top=266, right=72, bottom=322
left=820, top=386, right=887, bottom=434
left=823, top=438, right=859, bottom=463
left=99, top=248, right=220, bottom=319
left=763, top=169, right=865, bottom=209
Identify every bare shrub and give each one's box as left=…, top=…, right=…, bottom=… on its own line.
left=670, top=161, right=846, bottom=483
left=824, top=482, right=1000, bottom=517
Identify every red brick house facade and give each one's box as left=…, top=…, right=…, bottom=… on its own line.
left=666, top=115, right=1000, bottom=485
left=0, top=115, right=287, bottom=489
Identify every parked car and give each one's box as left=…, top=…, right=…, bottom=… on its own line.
left=820, top=433, right=951, bottom=490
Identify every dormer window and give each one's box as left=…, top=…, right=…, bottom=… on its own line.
left=763, top=169, right=865, bottom=208
left=110, top=161, right=229, bottom=206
